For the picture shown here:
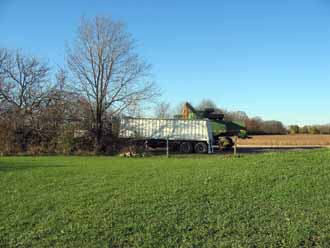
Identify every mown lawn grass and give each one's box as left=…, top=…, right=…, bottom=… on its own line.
left=1, top=150, right=330, bottom=247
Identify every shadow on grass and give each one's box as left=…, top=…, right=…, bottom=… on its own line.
left=143, top=146, right=324, bottom=156
left=237, top=146, right=324, bottom=154
left=0, top=163, right=67, bottom=172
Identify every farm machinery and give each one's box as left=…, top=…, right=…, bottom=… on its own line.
left=179, top=102, right=247, bottom=150
left=119, top=102, right=246, bottom=153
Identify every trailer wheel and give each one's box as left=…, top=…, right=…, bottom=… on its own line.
left=179, top=142, right=193, bottom=153
left=194, top=142, right=208, bottom=154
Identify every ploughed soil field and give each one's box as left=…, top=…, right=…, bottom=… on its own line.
left=2, top=150, right=330, bottom=247
left=238, top=134, right=330, bottom=147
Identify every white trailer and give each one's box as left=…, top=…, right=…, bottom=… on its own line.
left=119, top=118, right=214, bottom=153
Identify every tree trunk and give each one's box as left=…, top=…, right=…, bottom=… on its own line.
left=95, top=110, right=103, bottom=152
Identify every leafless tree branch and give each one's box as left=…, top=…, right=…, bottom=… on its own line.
left=67, top=16, right=159, bottom=147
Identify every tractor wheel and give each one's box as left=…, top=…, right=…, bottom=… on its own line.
left=219, top=137, right=234, bottom=151
left=179, top=142, right=193, bottom=153
left=194, top=142, right=208, bottom=154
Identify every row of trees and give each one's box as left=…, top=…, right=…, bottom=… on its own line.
left=289, top=125, right=330, bottom=135
left=0, top=16, right=158, bottom=155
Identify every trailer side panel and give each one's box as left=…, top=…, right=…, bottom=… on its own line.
left=119, top=118, right=212, bottom=143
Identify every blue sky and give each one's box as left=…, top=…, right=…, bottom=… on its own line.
left=1, top=0, right=330, bottom=125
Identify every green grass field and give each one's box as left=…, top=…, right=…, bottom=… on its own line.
left=1, top=150, right=330, bottom=247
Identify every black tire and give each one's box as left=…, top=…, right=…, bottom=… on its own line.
left=179, top=142, right=193, bottom=153
left=194, top=142, right=208, bottom=154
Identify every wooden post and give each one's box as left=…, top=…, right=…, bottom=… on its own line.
left=234, top=136, right=238, bottom=156
left=166, top=136, right=169, bottom=158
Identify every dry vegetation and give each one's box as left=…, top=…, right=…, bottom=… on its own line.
left=238, top=134, right=330, bottom=146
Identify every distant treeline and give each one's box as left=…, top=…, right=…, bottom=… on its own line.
left=288, top=125, right=330, bottom=135
left=223, top=109, right=330, bottom=135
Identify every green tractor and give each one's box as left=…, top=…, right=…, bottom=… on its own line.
left=180, top=102, right=247, bottom=150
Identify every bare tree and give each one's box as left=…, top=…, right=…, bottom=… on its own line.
left=154, top=101, right=171, bottom=118
left=0, top=48, right=51, bottom=152
left=245, top=117, right=264, bottom=134
left=262, top=120, right=286, bottom=135
left=0, top=48, right=50, bottom=119
left=224, top=110, right=249, bottom=122
left=172, top=101, right=187, bottom=117
left=67, top=16, right=158, bottom=148
left=0, top=50, right=8, bottom=103
left=196, top=99, right=218, bottom=111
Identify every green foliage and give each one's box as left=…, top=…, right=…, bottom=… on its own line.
left=308, top=126, right=320, bottom=135
left=300, top=126, right=309, bottom=134
left=1, top=150, right=330, bottom=247
left=291, top=125, right=322, bottom=135
left=289, top=125, right=300, bottom=134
